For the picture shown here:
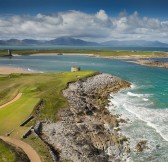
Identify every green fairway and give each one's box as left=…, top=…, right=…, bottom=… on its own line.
left=0, top=71, right=96, bottom=161
left=0, top=71, right=97, bottom=135
left=0, top=94, right=39, bottom=135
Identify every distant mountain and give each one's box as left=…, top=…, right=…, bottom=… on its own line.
left=0, top=38, right=167, bottom=47
left=6, top=39, right=22, bottom=45
left=21, top=39, right=42, bottom=45
left=101, top=40, right=168, bottom=47
left=0, top=39, right=46, bottom=46
left=47, top=36, right=99, bottom=46
left=0, top=37, right=99, bottom=46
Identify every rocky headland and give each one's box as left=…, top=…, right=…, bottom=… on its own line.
left=39, top=73, right=131, bottom=162
left=130, top=60, right=168, bottom=69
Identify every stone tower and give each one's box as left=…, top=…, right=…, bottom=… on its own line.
left=71, top=66, right=80, bottom=72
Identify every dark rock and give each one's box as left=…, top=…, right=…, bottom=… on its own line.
left=135, top=140, right=148, bottom=152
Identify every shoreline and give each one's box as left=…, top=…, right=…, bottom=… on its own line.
left=29, top=53, right=95, bottom=57
left=1, top=53, right=168, bottom=74
left=40, top=73, right=132, bottom=162
left=128, top=60, right=168, bottom=69
left=0, top=66, right=31, bottom=74
left=24, top=52, right=168, bottom=59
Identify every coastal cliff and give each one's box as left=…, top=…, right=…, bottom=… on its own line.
left=41, top=73, right=131, bottom=162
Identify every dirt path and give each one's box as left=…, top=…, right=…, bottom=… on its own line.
left=0, top=136, right=41, bottom=162
left=0, top=93, right=22, bottom=109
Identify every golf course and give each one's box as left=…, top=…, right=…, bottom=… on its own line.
left=0, top=71, right=96, bottom=162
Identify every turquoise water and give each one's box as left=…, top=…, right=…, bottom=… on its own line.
left=0, top=45, right=168, bottom=52
left=0, top=55, right=168, bottom=161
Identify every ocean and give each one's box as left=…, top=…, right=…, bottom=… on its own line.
left=0, top=54, right=168, bottom=161
left=0, top=45, right=168, bottom=52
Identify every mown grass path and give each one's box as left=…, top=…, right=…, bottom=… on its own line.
left=0, top=93, right=22, bottom=109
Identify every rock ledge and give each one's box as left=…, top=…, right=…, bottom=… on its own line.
left=41, top=73, right=131, bottom=162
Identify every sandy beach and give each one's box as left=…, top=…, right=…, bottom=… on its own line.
left=29, top=53, right=94, bottom=56
left=28, top=52, right=168, bottom=59
left=0, top=66, right=31, bottom=74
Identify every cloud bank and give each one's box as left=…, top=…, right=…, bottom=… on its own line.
left=0, top=10, right=168, bottom=42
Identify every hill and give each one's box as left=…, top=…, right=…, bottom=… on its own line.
left=102, top=40, right=168, bottom=47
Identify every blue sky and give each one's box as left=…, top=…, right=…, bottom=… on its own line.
left=0, top=0, right=167, bottom=18
left=0, top=0, right=168, bottom=42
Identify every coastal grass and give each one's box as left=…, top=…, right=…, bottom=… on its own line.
left=0, top=139, right=29, bottom=162
left=23, top=134, right=53, bottom=162
left=0, top=94, right=39, bottom=135
left=0, top=140, right=16, bottom=162
left=0, top=49, right=166, bottom=57
left=0, top=71, right=96, bottom=161
left=0, top=71, right=96, bottom=131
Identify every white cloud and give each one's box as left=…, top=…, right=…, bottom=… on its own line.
left=0, top=10, right=168, bottom=42
left=96, top=10, right=109, bottom=21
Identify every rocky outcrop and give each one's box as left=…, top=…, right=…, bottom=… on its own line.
left=41, top=73, right=131, bottom=162
left=132, top=60, right=168, bottom=69
left=135, top=140, right=149, bottom=152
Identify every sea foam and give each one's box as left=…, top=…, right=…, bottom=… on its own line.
left=109, top=89, right=168, bottom=142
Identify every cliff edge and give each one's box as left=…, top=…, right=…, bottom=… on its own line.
left=41, top=73, right=131, bottom=162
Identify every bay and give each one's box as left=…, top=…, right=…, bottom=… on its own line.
left=0, top=54, right=168, bottom=161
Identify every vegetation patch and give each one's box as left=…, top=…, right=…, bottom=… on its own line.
left=0, top=94, right=39, bottom=136
left=0, top=49, right=167, bottom=57
left=23, top=134, right=53, bottom=162
left=0, top=71, right=97, bottom=161
left=0, top=139, right=30, bottom=162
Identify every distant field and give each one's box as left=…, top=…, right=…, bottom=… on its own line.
left=0, top=49, right=167, bottom=57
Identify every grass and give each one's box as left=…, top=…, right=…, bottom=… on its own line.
left=0, top=71, right=95, bottom=128
left=0, top=139, right=29, bottom=162
left=0, top=71, right=97, bottom=161
left=36, top=71, right=97, bottom=121
left=23, top=134, right=53, bottom=162
left=0, top=94, right=39, bottom=135
left=0, top=71, right=96, bottom=136
left=0, top=49, right=167, bottom=57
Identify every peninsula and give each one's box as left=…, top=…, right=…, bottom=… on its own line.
left=0, top=71, right=131, bottom=162
left=130, top=60, right=168, bottom=69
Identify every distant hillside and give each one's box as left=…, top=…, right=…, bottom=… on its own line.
left=0, top=37, right=99, bottom=46
left=102, top=40, right=168, bottom=47
left=47, top=36, right=99, bottom=46
left=0, top=38, right=167, bottom=47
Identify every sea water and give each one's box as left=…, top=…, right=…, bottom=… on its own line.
left=0, top=55, right=168, bottom=161
left=0, top=45, right=168, bottom=52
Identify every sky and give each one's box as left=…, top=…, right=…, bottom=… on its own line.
left=0, top=0, right=168, bottom=42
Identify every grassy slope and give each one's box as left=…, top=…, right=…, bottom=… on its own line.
left=0, top=94, right=39, bottom=135
left=0, top=71, right=97, bottom=162
left=0, top=139, right=29, bottom=162
left=0, top=49, right=166, bottom=57
left=0, top=72, right=96, bottom=135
